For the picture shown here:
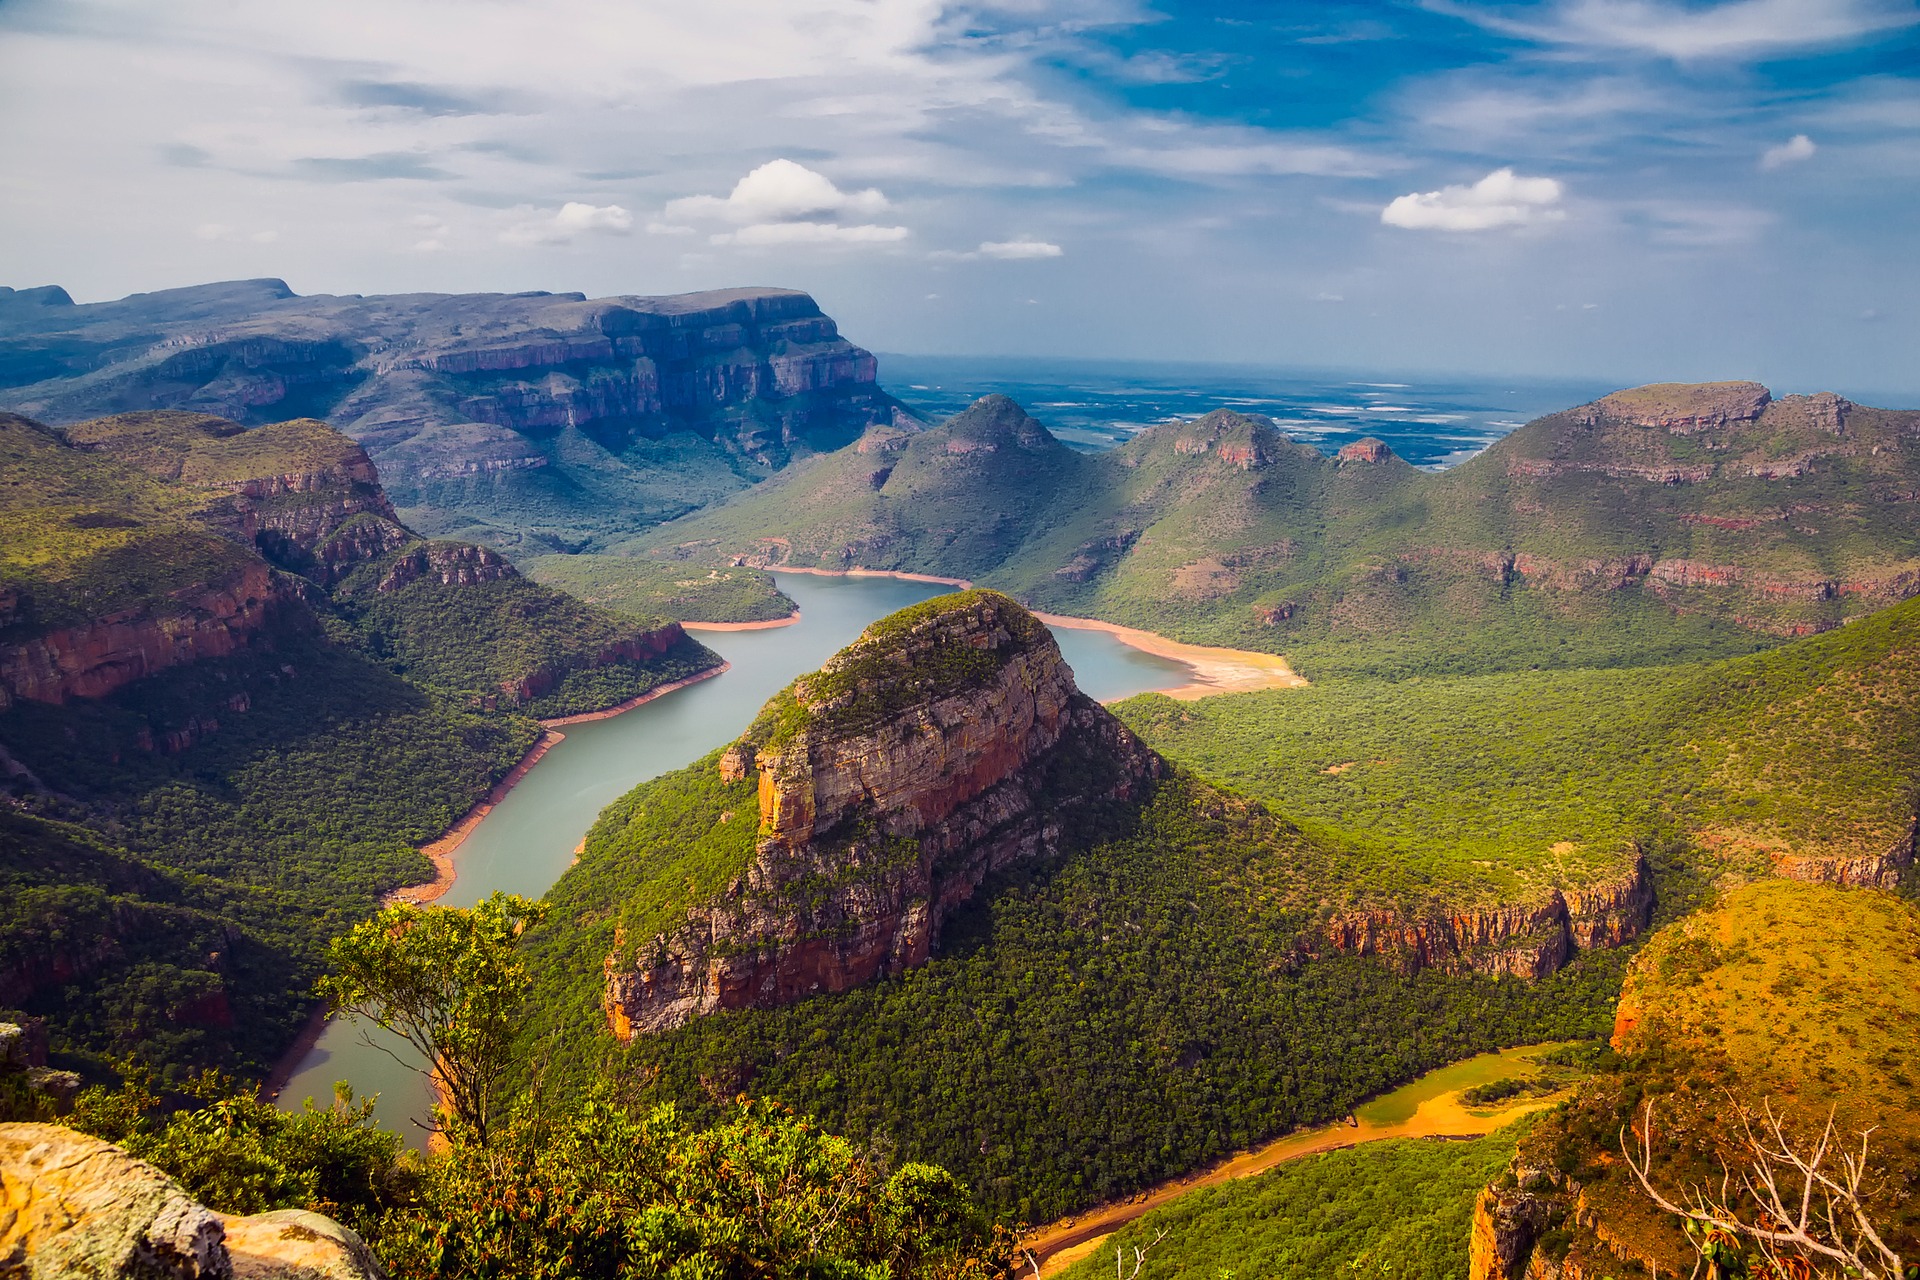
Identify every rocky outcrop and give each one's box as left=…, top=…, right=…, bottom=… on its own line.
left=603, top=591, right=1163, bottom=1037
left=1470, top=1186, right=1554, bottom=1280
left=1317, top=854, right=1653, bottom=979
left=1771, top=817, right=1916, bottom=889
left=1337, top=437, right=1395, bottom=464
left=0, top=560, right=299, bottom=706
left=374, top=542, right=517, bottom=593
left=0, top=1123, right=386, bottom=1279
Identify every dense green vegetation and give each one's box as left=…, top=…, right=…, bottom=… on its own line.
left=0, top=633, right=540, bottom=1072
left=1118, top=593, right=1920, bottom=905
left=635, top=390, right=1920, bottom=677
left=333, top=572, right=720, bottom=718
left=517, top=770, right=1626, bottom=1225
left=0, top=408, right=728, bottom=1078
left=4, top=891, right=1012, bottom=1280
left=1058, top=1127, right=1527, bottom=1280
left=521, top=553, right=795, bottom=623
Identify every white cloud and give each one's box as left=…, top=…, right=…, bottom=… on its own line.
left=500, top=201, right=631, bottom=246
left=645, top=221, right=696, bottom=236
left=667, top=159, right=890, bottom=225
left=1444, top=0, right=1919, bottom=60
left=1381, top=168, right=1566, bottom=232
left=1761, top=133, right=1817, bottom=169
left=710, top=221, right=909, bottom=246
left=979, top=238, right=1063, bottom=259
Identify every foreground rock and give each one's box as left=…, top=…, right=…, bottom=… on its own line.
left=603, top=590, right=1164, bottom=1036
left=0, top=1123, right=385, bottom=1279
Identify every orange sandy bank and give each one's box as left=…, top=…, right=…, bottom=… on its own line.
left=683, top=613, right=800, bottom=632
left=1032, top=612, right=1305, bottom=700
left=1028, top=1082, right=1568, bottom=1273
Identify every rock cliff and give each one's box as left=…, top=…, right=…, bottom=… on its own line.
left=602, top=590, right=1163, bottom=1036
left=0, top=1123, right=386, bottom=1279
left=0, top=281, right=907, bottom=548
left=1315, top=854, right=1654, bottom=978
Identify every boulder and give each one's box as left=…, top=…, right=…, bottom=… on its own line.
left=0, top=1123, right=385, bottom=1280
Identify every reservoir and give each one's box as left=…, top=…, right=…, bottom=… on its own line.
left=278, top=572, right=1197, bottom=1134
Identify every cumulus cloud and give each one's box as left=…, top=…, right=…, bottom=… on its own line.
left=1761, top=133, right=1817, bottom=169
left=1380, top=168, right=1566, bottom=232
left=667, top=159, right=890, bottom=224
left=501, top=201, right=632, bottom=246
left=669, top=159, right=905, bottom=248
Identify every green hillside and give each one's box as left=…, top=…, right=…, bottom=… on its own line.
left=1057, top=1127, right=1527, bottom=1280
left=0, top=412, right=257, bottom=635
left=514, top=766, right=1624, bottom=1224
left=0, top=409, right=718, bottom=1078
left=1118, top=592, right=1920, bottom=909
left=519, top=553, right=794, bottom=624
left=628, top=385, right=1920, bottom=679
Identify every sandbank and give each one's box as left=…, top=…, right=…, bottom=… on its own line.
left=1032, top=612, right=1306, bottom=700
left=683, top=613, right=800, bottom=632
left=770, top=565, right=975, bottom=589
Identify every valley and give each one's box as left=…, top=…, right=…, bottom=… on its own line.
left=2, top=329, right=1916, bottom=1280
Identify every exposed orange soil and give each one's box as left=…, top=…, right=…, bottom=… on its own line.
left=1031, top=612, right=1307, bottom=700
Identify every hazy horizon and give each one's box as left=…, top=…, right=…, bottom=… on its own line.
left=5, top=1, right=1917, bottom=395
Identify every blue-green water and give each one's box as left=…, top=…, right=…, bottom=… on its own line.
left=277, top=572, right=1194, bottom=1136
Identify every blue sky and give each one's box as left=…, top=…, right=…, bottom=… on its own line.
left=1, top=0, right=1916, bottom=396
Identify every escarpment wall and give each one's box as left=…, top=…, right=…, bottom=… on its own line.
left=604, top=593, right=1164, bottom=1037
left=1316, top=854, right=1654, bottom=979
left=0, top=560, right=302, bottom=707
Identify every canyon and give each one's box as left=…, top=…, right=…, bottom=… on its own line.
left=0, top=281, right=909, bottom=550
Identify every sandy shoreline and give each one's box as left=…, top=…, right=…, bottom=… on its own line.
left=683, top=613, right=799, bottom=632
left=262, top=1002, right=333, bottom=1102
left=1032, top=612, right=1306, bottom=700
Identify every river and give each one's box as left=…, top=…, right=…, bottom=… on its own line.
left=277, top=571, right=1199, bottom=1134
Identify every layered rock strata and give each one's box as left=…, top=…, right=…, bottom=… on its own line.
left=603, top=590, right=1163, bottom=1036
left=1316, top=855, right=1654, bottom=979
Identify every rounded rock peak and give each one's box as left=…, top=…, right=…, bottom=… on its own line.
left=1337, top=436, right=1395, bottom=464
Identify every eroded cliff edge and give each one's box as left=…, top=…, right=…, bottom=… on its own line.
left=603, top=590, right=1163, bottom=1037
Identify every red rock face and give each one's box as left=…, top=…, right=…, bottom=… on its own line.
left=604, top=594, right=1163, bottom=1037
left=1337, top=437, right=1393, bottom=464
left=1586, top=381, right=1771, bottom=432
left=498, top=624, right=686, bottom=702
left=375, top=543, right=518, bottom=592
left=0, top=560, right=294, bottom=706
left=1315, top=854, right=1654, bottom=979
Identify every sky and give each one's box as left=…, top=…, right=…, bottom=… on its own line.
left=1, top=0, right=1917, bottom=396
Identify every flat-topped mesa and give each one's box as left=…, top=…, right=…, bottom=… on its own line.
left=1581, top=380, right=1771, bottom=432
left=604, top=590, right=1163, bottom=1037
